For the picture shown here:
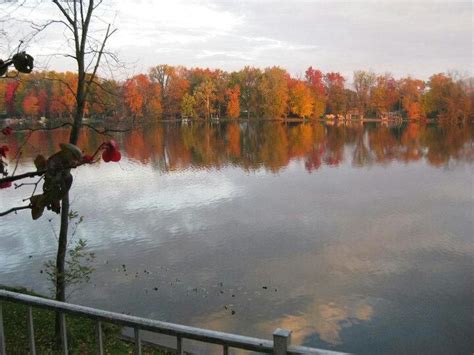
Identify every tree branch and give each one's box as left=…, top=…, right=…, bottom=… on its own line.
left=1, top=169, right=45, bottom=184
left=52, top=0, right=75, bottom=26
left=85, top=24, right=116, bottom=99
left=43, top=76, right=77, bottom=98
left=0, top=205, right=31, bottom=217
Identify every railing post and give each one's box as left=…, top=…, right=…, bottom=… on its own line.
left=177, top=335, right=183, bottom=355
left=0, top=303, right=6, bottom=355
left=96, top=320, right=104, bottom=355
left=134, top=328, right=142, bottom=355
left=223, top=344, right=229, bottom=355
left=59, top=312, right=68, bottom=355
left=27, top=306, right=36, bottom=355
left=273, top=328, right=291, bottom=355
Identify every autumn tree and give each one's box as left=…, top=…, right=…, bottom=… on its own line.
left=353, top=70, right=376, bottom=117
left=49, top=72, right=78, bottom=118
left=398, top=77, right=425, bottom=119
left=123, top=76, right=143, bottom=117
left=288, top=79, right=314, bottom=118
left=149, top=65, right=189, bottom=119
left=22, top=91, right=39, bottom=116
left=324, top=72, right=346, bottom=115
left=305, top=66, right=326, bottom=118
left=226, top=84, right=241, bottom=118
left=211, top=69, right=229, bottom=118
left=193, top=79, right=216, bottom=119
left=5, top=80, right=19, bottom=115
left=369, top=74, right=399, bottom=117
left=86, top=78, right=121, bottom=118
left=423, top=73, right=472, bottom=121
left=180, top=93, right=197, bottom=119
left=123, top=74, right=162, bottom=119
left=231, top=66, right=261, bottom=119
left=257, top=66, right=289, bottom=118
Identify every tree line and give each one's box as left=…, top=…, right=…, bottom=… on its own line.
left=0, top=65, right=472, bottom=121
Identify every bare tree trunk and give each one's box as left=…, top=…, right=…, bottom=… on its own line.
left=55, top=196, right=69, bottom=302
left=54, top=109, right=84, bottom=349
left=54, top=194, right=69, bottom=345
left=50, top=2, right=115, bottom=347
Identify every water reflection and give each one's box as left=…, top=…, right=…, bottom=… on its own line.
left=1, top=121, right=473, bottom=354
left=6, top=121, right=473, bottom=172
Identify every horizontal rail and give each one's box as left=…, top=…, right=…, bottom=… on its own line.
left=0, top=289, right=346, bottom=354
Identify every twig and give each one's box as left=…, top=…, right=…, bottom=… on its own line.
left=0, top=205, right=31, bottom=217
left=0, top=169, right=45, bottom=184
left=13, top=122, right=129, bottom=136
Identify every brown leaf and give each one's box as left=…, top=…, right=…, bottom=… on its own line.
left=34, top=154, right=47, bottom=171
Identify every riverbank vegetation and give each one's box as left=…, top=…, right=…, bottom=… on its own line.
left=1, top=66, right=472, bottom=122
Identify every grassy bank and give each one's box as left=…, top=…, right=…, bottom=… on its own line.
left=1, top=286, right=169, bottom=354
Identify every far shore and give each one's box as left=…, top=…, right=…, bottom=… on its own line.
left=1, top=116, right=441, bottom=126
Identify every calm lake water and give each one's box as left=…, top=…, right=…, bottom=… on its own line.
left=1, top=121, right=473, bottom=354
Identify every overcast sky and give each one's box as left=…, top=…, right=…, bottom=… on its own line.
left=1, top=0, right=472, bottom=81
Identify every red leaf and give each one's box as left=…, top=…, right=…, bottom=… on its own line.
left=110, top=150, right=121, bottom=162
left=102, top=150, right=112, bottom=162
left=82, top=154, right=94, bottom=163
left=0, top=145, right=9, bottom=158
left=0, top=181, right=12, bottom=189
left=1, top=127, right=12, bottom=136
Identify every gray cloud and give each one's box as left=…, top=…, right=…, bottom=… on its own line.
left=1, top=0, right=471, bottom=80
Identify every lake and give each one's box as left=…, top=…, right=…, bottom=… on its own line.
left=1, top=120, right=473, bottom=354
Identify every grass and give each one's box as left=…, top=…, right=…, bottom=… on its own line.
left=1, top=286, right=171, bottom=354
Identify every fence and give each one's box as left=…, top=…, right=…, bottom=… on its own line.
left=0, top=289, right=346, bottom=355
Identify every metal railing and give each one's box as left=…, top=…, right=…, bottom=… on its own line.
left=0, top=289, right=345, bottom=355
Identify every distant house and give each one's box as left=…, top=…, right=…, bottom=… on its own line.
left=379, top=111, right=403, bottom=120
left=345, top=109, right=363, bottom=120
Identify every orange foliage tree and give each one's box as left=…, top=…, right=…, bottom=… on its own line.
left=289, top=80, right=314, bottom=118
left=22, top=92, right=39, bottom=116
left=226, top=85, right=241, bottom=118
left=399, top=77, right=425, bottom=119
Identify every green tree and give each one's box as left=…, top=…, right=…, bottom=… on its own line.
left=231, top=66, right=261, bottom=119
left=180, top=93, right=197, bottom=118
left=353, top=70, right=376, bottom=117
left=193, top=79, right=216, bottom=119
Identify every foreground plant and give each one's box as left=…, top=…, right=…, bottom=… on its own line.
left=0, top=128, right=122, bottom=219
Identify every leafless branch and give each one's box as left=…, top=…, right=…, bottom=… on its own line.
left=0, top=205, right=31, bottom=217
left=90, top=78, right=119, bottom=97
left=30, top=19, right=74, bottom=35
left=84, top=23, right=116, bottom=99
left=52, top=0, right=75, bottom=27
left=81, top=123, right=129, bottom=136
left=12, top=121, right=129, bottom=136
left=43, top=76, right=76, bottom=98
